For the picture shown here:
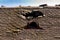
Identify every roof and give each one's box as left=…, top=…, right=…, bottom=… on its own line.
left=0, top=8, right=60, bottom=40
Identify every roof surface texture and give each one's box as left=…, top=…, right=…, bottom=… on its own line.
left=0, top=8, right=60, bottom=40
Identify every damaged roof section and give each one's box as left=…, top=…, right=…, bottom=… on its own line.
left=20, top=10, right=45, bottom=20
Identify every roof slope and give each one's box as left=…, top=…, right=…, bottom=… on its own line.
left=0, top=8, right=60, bottom=40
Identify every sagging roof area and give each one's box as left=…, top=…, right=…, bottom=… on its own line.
left=0, top=8, right=60, bottom=40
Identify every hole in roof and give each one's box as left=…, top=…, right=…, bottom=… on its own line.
left=21, top=11, right=45, bottom=20
left=24, top=22, right=43, bottom=29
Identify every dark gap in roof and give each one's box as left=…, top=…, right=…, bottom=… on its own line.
left=24, top=22, right=43, bottom=29
left=23, top=11, right=44, bottom=19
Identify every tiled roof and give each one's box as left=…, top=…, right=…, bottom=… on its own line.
left=0, top=8, right=60, bottom=40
